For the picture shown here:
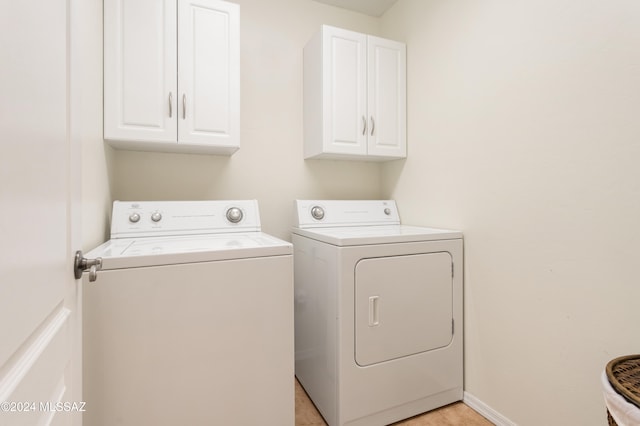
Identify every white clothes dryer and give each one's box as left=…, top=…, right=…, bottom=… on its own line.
left=83, top=200, right=293, bottom=426
left=292, top=200, right=463, bottom=426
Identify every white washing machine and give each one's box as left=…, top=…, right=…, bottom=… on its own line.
left=83, top=200, right=293, bottom=426
left=292, top=200, right=463, bottom=426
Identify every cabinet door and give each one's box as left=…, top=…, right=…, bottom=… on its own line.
left=104, top=0, right=177, bottom=143
left=366, top=36, right=406, bottom=159
left=322, top=26, right=368, bottom=156
left=178, top=0, right=240, bottom=148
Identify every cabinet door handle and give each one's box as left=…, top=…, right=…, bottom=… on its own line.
left=362, top=116, right=367, bottom=136
left=182, top=94, right=186, bottom=119
left=370, top=116, right=375, bottom=136
left=168, top=92, right=173, bottom=118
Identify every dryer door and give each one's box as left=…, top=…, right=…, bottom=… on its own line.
left=355, top=252, right=453, bottom=366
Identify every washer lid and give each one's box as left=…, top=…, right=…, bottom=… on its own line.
left=292, top=225, right=461, bottom=246
left=86, top=232, right=292, bottom=270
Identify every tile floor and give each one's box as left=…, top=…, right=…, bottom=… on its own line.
left=295, top=379, right=493, bottom=426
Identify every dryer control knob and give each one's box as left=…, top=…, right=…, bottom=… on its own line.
left=384, top=208, right=391, bottom=215
left=151, top=211, right=162, bottom=222
left=226, top=207, right=243, bottom=223
left=311, top=206, right=325, bottom=220
left=129, top=212, right=141, bottom=223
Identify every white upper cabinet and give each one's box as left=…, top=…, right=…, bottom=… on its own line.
left=304, top=25, right=406, bottom=161
left=104, top=0, right=240, bottom=155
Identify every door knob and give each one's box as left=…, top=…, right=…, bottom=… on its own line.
left=74, top=250, right=102, bottom=282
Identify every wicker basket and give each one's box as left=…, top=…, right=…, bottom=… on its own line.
left=606, top=354, right=640, bottom=425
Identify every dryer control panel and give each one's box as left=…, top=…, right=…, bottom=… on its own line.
left=294, top=200, right=400, bottom=228
left=111, top=200, right=261, bottom=238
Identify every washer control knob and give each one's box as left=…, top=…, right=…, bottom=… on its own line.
left=384, top=208, right=391, bottom=215
left=129, top=212, right=141, bottom=223
left=311, top=206, right=325, bottom=220
left=151, top=211, right=162, bottom=222
left=226, top=207, right=243, bottom=223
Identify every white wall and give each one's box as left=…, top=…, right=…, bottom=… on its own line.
left=77, top=0, right=113, bottom=250
left=109, top=0, right=383, bottom=241
left=381, top=0, right=640, bottom=425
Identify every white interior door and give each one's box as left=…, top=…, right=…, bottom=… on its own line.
left=0, top=0, right=82, bottom=424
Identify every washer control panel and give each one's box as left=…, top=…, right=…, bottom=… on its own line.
left=294, top=200, right=400, bottom=228
left=111, top=200, right=261, bottom=238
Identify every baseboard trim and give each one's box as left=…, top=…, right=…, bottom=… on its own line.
left=463, top=391, right=517, bottom=426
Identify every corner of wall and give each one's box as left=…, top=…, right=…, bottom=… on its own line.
left=463, top=392, right=517, bottom=426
